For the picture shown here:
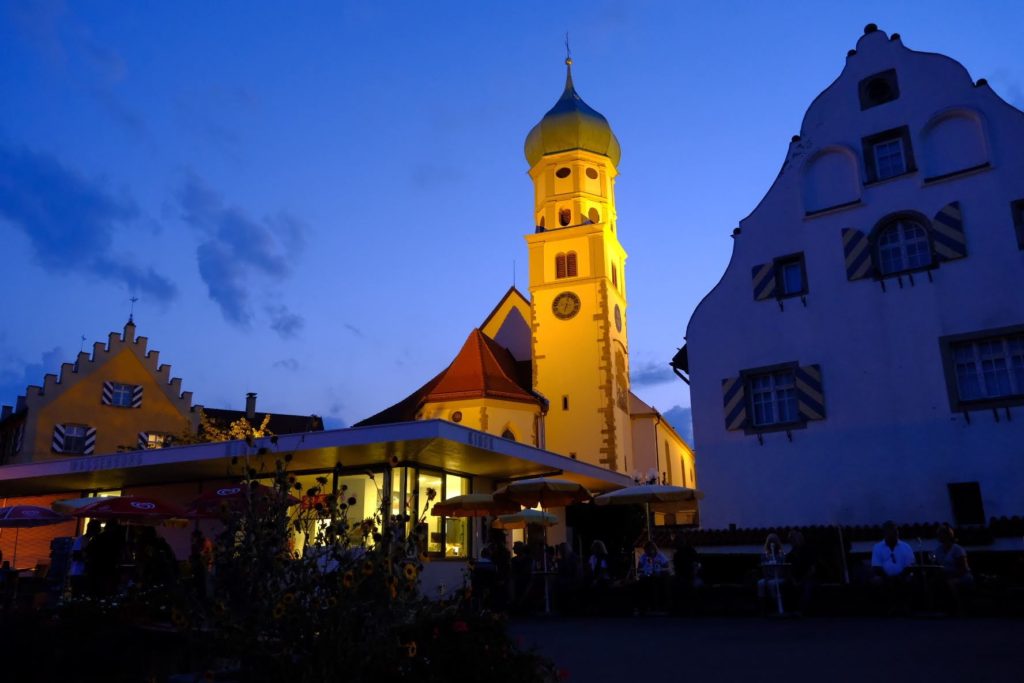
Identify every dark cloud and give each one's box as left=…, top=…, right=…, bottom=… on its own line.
left=630, top=361, right=676, bottom=388
left=0, top=346, right=64, bottom=405
left=272, top=358, right=300, bottom=372
left=662, top=405, right=694, bottom=446
left=267, top=305, right=304, bottom=339
left=344, top=324, right=364, bottom=338
left=177, top=173, right=307, bottom=329
left=0, top=144, right=177, bottom=303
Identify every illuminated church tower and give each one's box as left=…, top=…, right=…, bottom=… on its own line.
left=524, top=58, right=632, bottom=474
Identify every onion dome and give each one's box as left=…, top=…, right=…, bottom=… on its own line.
left=524, top=58, right=621, bottom=168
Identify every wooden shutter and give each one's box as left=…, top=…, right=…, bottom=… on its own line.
left=51, top=424, right=66, bottom=453
left=841, top=228, right=872, bottom=280
left=722, top=377, right=748, bottom=431
left=566, top=252, right=578, bottom=277
left=751, top=263, right=776, bottom=300
left=795, top=364, right=826, bottom=421
left=931, top=201, right=967, bottom=261
left=555, top=254, right=566, bottom=279
left=84, top=427, right=97, bottom=454
left=101, top=381, right=114, bottom=405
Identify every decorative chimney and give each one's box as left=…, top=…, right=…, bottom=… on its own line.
left=245, top=392, right=257, bottom=420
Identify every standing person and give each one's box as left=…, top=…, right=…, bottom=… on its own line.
left=487, top=529, right=511, bottom=612
left=587, top=540, right=610, bottom=587
left=870, top=521, right=916, bottom=613
left=69, top=521, right=101, bottom=596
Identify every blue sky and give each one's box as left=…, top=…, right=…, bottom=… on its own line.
left=1, top=1, right=1021, bottom=438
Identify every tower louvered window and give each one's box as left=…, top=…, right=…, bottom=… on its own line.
left=566, top=251, right=578, bottom=277
left=555, top=253, right=567, bottom=279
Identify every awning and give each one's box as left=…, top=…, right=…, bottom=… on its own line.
left=0, top=420, right=633, bottom=496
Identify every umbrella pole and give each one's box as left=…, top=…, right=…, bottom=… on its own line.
left=646, top=502, right=651, bottom=545
left=12, top=527, right=18, bottom=568
left=542, top=506, right=550, bottom=615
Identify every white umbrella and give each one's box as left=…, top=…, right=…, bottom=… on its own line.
left=594, top=484, right=704, bottom=541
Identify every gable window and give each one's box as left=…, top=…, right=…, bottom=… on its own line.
left=61, top=424, right=89, bottom=454
left=862, top=126, right=915, bottom=183
left=501, top=428, right=516, bottom=441
left=110, top=383, right=134, bottom=407
left=876, top=217, right=932, bottom=275
left=859, top=69, right=900, bottom=110
left=774, top=254, right=807, bottom=298
left=749, top=369, right=798, bottom=427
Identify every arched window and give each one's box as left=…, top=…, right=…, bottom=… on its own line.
left=876, top=217, right=932, bottom=275
left=611, top=263, right=618, bottom=288
left=559, top=208, right=571, bottom=227
left=555, top=253, right=567, bottom=279
left=588, top=208, right=600, bottom=224
left=566, top=252, right=578, bottom=277
left=501, top=428, right=516, bottom=441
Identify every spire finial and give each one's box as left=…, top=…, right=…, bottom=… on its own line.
left=128, top=296, right=138, bottom=323
left=564, top=32, right=572, bottom=67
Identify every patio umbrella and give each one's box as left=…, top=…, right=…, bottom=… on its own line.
left=490, top=509, right=558, bottom=530
left=0, top=505, right=71, bottom=567
left=185, top=483, right=299, bottom=519
left=494, top=477, right=592, bottom=508
left=52, top=497, right=117, bottom=516
left=594, top=484, right=705, bottom=542
left=72, top=496, right=187, bottom=522
left=431, top=493, right=520, bottom=518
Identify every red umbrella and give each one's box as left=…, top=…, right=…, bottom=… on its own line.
left=185, top=483, right=299, bottom=519
left=72, top=496, right=187, bottom=521
left=0, top=505, right=71, bottom=567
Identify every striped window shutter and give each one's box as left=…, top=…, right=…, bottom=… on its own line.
left=751, top=263, right=776, bottom=301
left=931, top=201, right=967, bottom=261
left=52, top=424, right=66, bottom=453
left=14, top=424, right=24, bottom=453
left=138, top=432, right=149, bottom=449
left=841, top=228, right=872, bottom=280
left=101, top=381, right=114, bottom=405
left=795, top=365, right=826, bottom=421
left=722, top=377, right=748, bottom=431
left=132, top=384, right=143, bottom=408
left=84, top=427, right=97, bottom=454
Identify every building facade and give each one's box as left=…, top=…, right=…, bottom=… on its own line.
left=685, top=26, right=1024, bottom=528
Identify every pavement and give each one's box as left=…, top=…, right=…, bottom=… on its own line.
left=510, top=616, right=1024, bottom=682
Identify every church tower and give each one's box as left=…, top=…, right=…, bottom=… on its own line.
left=524, top=58, right=631, bottom=474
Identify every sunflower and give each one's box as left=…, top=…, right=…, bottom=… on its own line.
left=403, top=641, right=417, bottom=658
left=170, top=608, right=188, bottom=628
left=403, top=564, right=418, bottom=581
left=282, top=592, right=295, bottom=604
left=327, top=596, right=338, bottom=608
left=342, top=571, right=354, bottom=589
left=272, top=602, right=286, bottom=619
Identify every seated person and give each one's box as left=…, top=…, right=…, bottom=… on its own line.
left=933, top=524, right=973, bottom=612
left=636, top=542, right=670, bottom=613
left=786, top=530, right=818, bottom=614
left=757, top=532, right=788, bottom=609
left=637, top=542, right=670, bottom=577
left=870, top=521, right=915, bottom=613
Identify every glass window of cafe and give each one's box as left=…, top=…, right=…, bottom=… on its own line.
left=389, top=467, right=469, bottom=559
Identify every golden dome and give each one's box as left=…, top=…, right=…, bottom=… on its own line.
left=524, top=60, right=621, bottom=168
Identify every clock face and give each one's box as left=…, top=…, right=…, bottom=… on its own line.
left=614, top=304, right=623, bottom=332
left=552, top=291, right=581, bottom=320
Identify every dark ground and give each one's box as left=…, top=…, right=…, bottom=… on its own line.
left=510, top=617, right=1024, bottom=682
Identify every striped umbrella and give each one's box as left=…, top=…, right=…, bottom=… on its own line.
left=431, top=493, right=520, bottom=518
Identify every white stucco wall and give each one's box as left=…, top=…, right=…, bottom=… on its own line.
left=686, top=28, right=1024, bottom=528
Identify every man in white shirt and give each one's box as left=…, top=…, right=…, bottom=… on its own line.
left=871, top=521, right=916, bottom=578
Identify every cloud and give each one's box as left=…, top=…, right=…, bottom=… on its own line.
left=322, top=415, right=348, bottom=430
left=177, top=173, right=308, bottom=329
left=662, top=405, right=694, bottom=446
left=272, top=358, right=300, bottom=372
left=0, top=144, right=177, bottom=303
left=267, top=305, right=304, bottom=339
left=630, top=360, right=676, bottom=388
left=344, top=324, right=364, bottom=338
left=0, top=346, right=65, bottom=405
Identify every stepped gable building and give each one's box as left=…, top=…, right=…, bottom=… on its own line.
left=362, top=59, right=697, bottom=500
left=683, top=26, right=1024, bottom=528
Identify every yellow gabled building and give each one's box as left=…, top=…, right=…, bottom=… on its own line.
left=0, top=319, right=194, bottom=465
left=360, top=58, right=697, bottom=504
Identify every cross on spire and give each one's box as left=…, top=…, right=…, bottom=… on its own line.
left=129, top=296, right=138, bottom=323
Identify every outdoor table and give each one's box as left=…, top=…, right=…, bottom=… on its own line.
left=760, top=561, right=791, bottom=615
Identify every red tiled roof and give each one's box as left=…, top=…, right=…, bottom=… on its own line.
left=424, top=329, right=537, bottom=403
left=355, top=329, right=540, bottom=427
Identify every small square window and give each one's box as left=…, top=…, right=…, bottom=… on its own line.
left=63, top=424, right=88, bottom=454
left=862, top=126, right=915, bottom=183
left=109, top=383, right=134, bottom=407
left=940, top=326, right=1024, bottom=411
left=773, top=254, right=807, bottom=298
left=747, top=369, right=799, bottom=427
left=145, top=433, right=171, bottom=449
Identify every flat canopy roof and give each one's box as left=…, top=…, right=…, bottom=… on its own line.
left=0, top=420, right=633, bottom=496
